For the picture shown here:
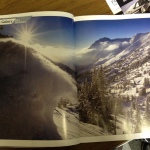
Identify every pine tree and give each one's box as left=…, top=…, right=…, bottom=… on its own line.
left=78, top=81, right=91, bottom=123
left=139, top=87, right=146, bottom=96
left=135, top=107, right=142, bottom=133
left=134, top=97, right=141, bottom=133
left=132, top=96, right=136, bottom=110
left=98, top=66, right=114, bottom=132
left=144, top=78, right=149, bottom=86
left=113, top=96, right=119, bottom=135
left=79, top=66, right=113, bottom=133
left=146, top=96, right=150, bottom=121
left=0, top=25, right=3, bottom=30
left=130, top=99, right=134, bottom=133
left=126, top=95, right=130, bottom=102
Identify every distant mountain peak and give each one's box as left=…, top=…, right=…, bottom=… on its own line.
left=134, top=32, right=148, bottom=37
left=89, top=37, right=130, bottom=49
left=130, top=32, right=149, bottom=43
left=89, top=37, right=110, bottom=49
left=77, top=32, right=150, bottom=72
left=89, top=32, right=150, bottom=50
left=99, top=37, right=110, bottom=41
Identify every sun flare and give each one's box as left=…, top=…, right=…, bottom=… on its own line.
left=20, top=30, right=33, bottom=43
left=15, top=23, right=38, bottom=44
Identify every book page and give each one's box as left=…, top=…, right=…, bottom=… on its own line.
left=0, top=11, right=79, bottom=147
left=74, top=14, right=150, bottom=143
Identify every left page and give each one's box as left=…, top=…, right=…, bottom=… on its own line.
left=0, top=11, right=79, bottom=147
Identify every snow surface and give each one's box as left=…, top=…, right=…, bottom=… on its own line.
left=0, top=38, right=77, bottom=140
left=104, top=33, right=150, bottom=66
left=54, top=107, right=106, bottom=139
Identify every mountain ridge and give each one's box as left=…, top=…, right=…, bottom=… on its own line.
left=77, top=32, right=150, bottom=72
left=89, top=37, right=130, bottom=49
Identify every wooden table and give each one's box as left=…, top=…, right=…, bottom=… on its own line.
left=0, top=0, right=112, bottom=16
left=0, top=0, right=126, bottom=149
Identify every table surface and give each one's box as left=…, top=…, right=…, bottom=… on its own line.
left=0, top=0, right=126, bottom=150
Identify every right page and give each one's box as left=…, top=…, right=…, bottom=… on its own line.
left=74, top=14, right=150, bottom=143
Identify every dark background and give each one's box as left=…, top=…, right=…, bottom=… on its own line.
left=116, top=0, right=133, bottom=7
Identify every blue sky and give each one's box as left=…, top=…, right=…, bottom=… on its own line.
left=75, top=18, right=150, bottom=49
left=1, top=16, right=74, bottom=48
left=2, top=17, right=150, bottom=51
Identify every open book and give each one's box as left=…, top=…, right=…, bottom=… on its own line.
left=0, top=11, right=150, bottom=147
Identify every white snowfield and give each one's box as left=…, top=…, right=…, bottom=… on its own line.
left=0, top=38, right=77, bottom=140
left=104, top=33, right=150, bottom=66
left=105, top=32, right=150, bottom=134
left=54, top=107, right=106, bottom=139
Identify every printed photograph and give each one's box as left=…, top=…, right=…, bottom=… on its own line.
left=120, top=0, right=150, bottom=14
left=75, top=17, right=150, bottom=137
left=116, top=0, right=133, bottom=7
left=0, top=15, right=78, bottom=140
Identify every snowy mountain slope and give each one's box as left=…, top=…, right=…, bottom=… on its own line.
left=100, top=33, right=150, bottom=135
left=105, top=32, right=150, bottom=77
left=76, top=32, right=149, bottom=72
left=89, top=37, right=130, bottom=49
left=76, top=37, right=130, bottom=68
left=104, top=32, right=150, bottom=66
left=104, top=32, right=150, bottom=115
left=54, top=107, right=106, bottom=139
left=54, top=107, right=79, bottom=139
left=89, top=37, right=130, bottom=65
left=0, top=38, right=77, bottom=140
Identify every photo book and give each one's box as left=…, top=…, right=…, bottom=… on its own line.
left=0, top=11, right=150, bottom=147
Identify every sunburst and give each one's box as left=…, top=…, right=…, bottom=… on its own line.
left=13, top=23, right=39, bottom=72
left=15, top=23, right=38, bottom=44
left=19, top=30, right=33, bottom=43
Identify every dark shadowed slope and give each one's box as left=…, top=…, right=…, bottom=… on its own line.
left=0, top=39, right=77, bottom=140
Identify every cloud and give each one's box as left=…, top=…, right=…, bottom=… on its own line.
left=31, top=43, right=75, bottom=70
left=99, top=41, right=108, bottom=46
left=2, top=38, right=75, bottom=70
left=75, top=47, right=99, bottom=66
left=76, top=47, right=96, bottom=56
left=105, top=44, right=119, bottom=51
left=122, top=41, right=129, bottom=46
